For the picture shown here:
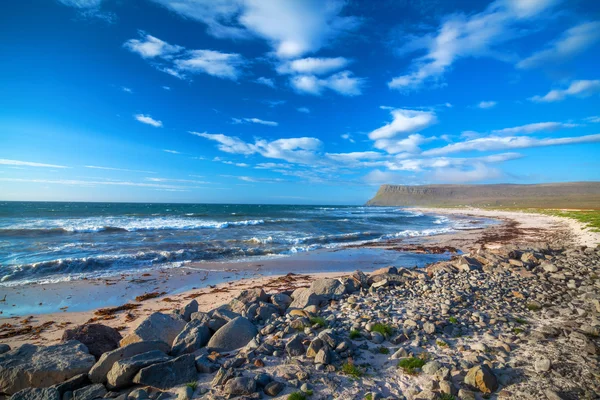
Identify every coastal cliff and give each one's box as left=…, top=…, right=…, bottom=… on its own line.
left=366, top=182, right=600, bottom=208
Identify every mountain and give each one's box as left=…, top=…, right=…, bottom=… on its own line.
left=366, top=182, right=600, bottom=209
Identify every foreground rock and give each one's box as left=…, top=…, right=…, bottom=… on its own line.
left=0, top=341, right=95, bottom=395
left=133, top=354, right=196, bottom=389
left=120, top=312, right=186, bottom=347
left=206, top=316, right=257, bottom=352
left=61, top=324, right=122, bottom=359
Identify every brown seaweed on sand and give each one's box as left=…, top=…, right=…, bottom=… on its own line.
left=134, top=292, right=166, bottom=302
left=94, top=303, right=140, bottom=316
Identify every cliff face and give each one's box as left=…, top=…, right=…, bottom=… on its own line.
left=366, top=182, right=600, bottom=208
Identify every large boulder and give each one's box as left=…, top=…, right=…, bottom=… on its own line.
left=206, top=317, right=257, bottom=353
left=73, top=383, right=107, bottom=400
left=175, top=300, right=199, bottom=322
left=309, top=279, right=345, bottom=299
left=171, top=319, right=211, bottom=356
left=288, top=288, right=324, bottom=309
left=0, top=341, right=95, bottom=395
left=89, top=341, right=170, bottom=384
left=464, top=364, right=499, bottom=394
left=120, top=313, right=185, bottom=347
left=270, top=293, right=292, bottom=313
left=223, top=377, right=256, bottom=396
left=106, top=350, right=170, bottom=390
left=133, top=355, right=196, bottom=390
left=10, top=388, right=60, bottom=400
left=236, top=289, right=269, bottom=305
left=61, top=324, right=122, bottom=359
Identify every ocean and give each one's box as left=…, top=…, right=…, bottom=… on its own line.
left=0, top=202, right=487, bottom=286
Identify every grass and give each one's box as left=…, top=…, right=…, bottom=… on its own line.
left=365, top=394, right=373, bottom=400
left=397, top=357, right=426, bottom=375
left=371, top=323, right=393, bottom=336
left=514, top=317, right=528, bottom=324
left=526, top=302, right=541, bottom=311
left=342, top=362, right=364, bottom=378
left=537, top=209, right=600, bottom=232
left=513, top=327, right=524, bottom=334
left=309, top=316, right=327, bottom=328
left=288, top=393, right=307, bottom=400
left=378, top=346, right=390, bottom=354
left=439, top=394, right=456, bottom=400
left=436, top=340, right=448, bottom=347
left=349, top=329, right=361, bottom=339
left=304, top=389, right=313, bottom=396
left=448, top=316, right=458, bottom=324
left=185, top=381, right=198, bottom=390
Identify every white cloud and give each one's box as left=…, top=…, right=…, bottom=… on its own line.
left=277, top=57, right=350, bottom=75
left=388, top=0, right=560, bottom=91
left=232, top=117, right=278, bottom=126
left=163, top=149, right=181, bottom=154
left=191, top=132, right=322, bottom=164
left=254, top=162, right=293, bottom=170
left=368, top=109, right=437, bottom=141
left=57, top=0, right=102, bottom=8
left=492, top=121, right=579, bottom=135
left=122, top=87, right=133, bottom=93
left=0, top=177, right=184, bottom=189
left=585, top=116, right=600, bottom=123
left=134, top=114, right=163, bottom=127
left=340, top=133, right=354, bottom=143
left=124, top=32, right=183, bottom=59
left=529, top=79, right=600, bottom=102
left=290, top=70, right=365, bottom=96
left=145, top=177, right=210, bottom=184
left=263, top=100, right=286, bottom=107
left=85, top=165, right=156, bottom=173
left=373, top=134, right=430, bottom=154
left=517, top=21, right=600, bottom=69
left=326, top=151, right=384, bottom=163
left=431, top=163, right=502, bottom=183
left=477, top=100, right=497, bottom=109
left=387, top=152, right=523, bottom=171
left=297, top=107, right=310, bottom=114
left=363, top=169, right=405, bottom=185
left=255, top=77, right=275, bottom=88
left=0, top=159, right=68, bottom=169
left=423, top=133, right=600, bottom=156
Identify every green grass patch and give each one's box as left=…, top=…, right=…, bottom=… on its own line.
left=378, top=346, right=390, bottom=354
left=341, top=362, right=364, bottom=378
left=514, top=317, right=527, bottom=324
left=349, top=329, right=361, bottom=339
left=371, top=323, right=393, bottom=336
left=397, top=357, right=426, bottom=375
left=365, top=394, right=373, bottom=400
left=526, top=303, right=541, bottom=311
left=513, top=327, right=524, bottom=334
left=436, top=340, right=448, bottom=347
left=186, top=381, right=198, bottom=390
left=288, top=393, right=307, bottom=400
left=448, top=316, right=458, bottom=324
left=309, top=316, right=327, bottom=328
left=439, top=394, right=456, bottom=400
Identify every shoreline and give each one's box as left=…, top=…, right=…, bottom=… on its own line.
left=1, top=207, right=598, bottom=350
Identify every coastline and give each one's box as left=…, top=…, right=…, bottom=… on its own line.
left=1, top=207, right=598, bottom=350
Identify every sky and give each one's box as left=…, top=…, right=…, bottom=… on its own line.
left=1, top=0, right=599, bottom=205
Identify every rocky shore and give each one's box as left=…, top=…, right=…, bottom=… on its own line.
left=1, top=240, right=599, bottom=400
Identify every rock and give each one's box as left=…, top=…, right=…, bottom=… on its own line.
left=133, top=354, right=196, bottom=390
left=306, top=338, right=323, bottom=358
left=120, top=313, right=186, bottom=347
left=0, top=344, right=10, bottom=355
left=464, top=364, right=498, bottom=394
left=89, top=341, right=170, bottom=384
left=175, top=386, right=193, bottom=400
left=73, top=384, right=107, bottom=400
left=223, top=377, right=256, bottom=396
left=179, top=300, right=198, bottom=322
left=51, top=374, right=90, bottom=396
left=541, top=262, right=558, bottom=273
left=371, top=266, right=398, bottom=275
left=237, top=288, right=269, bottom=305
left=10, top=388, right=60, bottom=400
left=286, top=334, right=305, bottom=357
left=458, top=389, right=476, bottom=400
left=171, top=319, right=211, bottom=356
left=61, top=324, right=122, bottom=360
left=422, top=361, right=442, bottom=375
left=0, top=341, right=95, bottom=395
left=270, top=293, right=292, bottom=313
left=314, top=348, right=330, bottom=365
left=206, top=317, right=257, bottom=353
left=534, top=357, right=552, bottom=373
left=423, top=322, right=435, bottom=334
left=371, top=332, right=384, bottom=344
left=264, top=381, right=285, bottom=396
left=289, top=288, right=324, bottom=309
left=254, top=373, right=271, bottom=388
left=106, top=350, right=170, bottom=390
left=371, top=279, right=389, bottom=289
left=351, top=270, right=369, bottom=288
left=255, top=302, right=280, bottom=321
left=211, top=367, right=234, bottom=387
left=194, top=355, right=217, bottom=374
left=127, top=389, right=149, bottom=400
left=309, top=279, right=345, bottom=299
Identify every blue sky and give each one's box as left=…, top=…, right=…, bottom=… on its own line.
left=1, top=0, right=599, bottom=204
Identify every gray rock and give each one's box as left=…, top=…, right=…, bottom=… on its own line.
left=309, top=279, right=346, bottom=299
left=263, top=381, right=284, bottom=397
left=73, top=384, right=107, bottom=400
left=464, top=364, right=498, bottom=394
left=61, top=324, right=122, bottom=360
left=206, top=317, right=257, bottom=353
left=120, top=313, right=186, bottom=347
left=0, top=341, right=95, bottom=395
left=51, top=374, right=90, bottom=396
left=371, top=332, right=384, bottom=344
left=89, top=341, right=170, bottom=384
left=106, top=350, right=170, bottom=390
left=314, top=348, right=330, bottom=365
left=254, top=373, right=272, bottom=388
left=179, top=300, right=198, bottom=322
left=423, top=322, right=435, bottom=334
left=288, top=288, right=324, bottom=309
left=541, top=262, right=558, bottom=273
left=211, top=367, right=234, bottom=387
left=10, top=388, right=60, bottom=400
left=270, top=293, right=292, bottom=313
left=422, top=361, right=442, bottom=375
left=171, top=319, right=211, bottom=356
left=133, top=354, right=196, bottom=390
left=306, top=338, right=323, bottom=358
left=236, top=289, right=269, bottom=305
left=194, top=355, right=217, bottom=374
left=127, top=389, right=149, bottom=400
left=223, top=377, right=256, bottom=396
left=534, top=357, right=552, bottom=373
left=285, top=334, right=305, bottom=357
left=0, top=344, right=10, bottom=355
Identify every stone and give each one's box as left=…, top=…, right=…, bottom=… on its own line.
left=306, top=338, right=323, bottom=358
left=236, top=288, right=269, bottom=305
left=120, top=313, right=186, bottom=347
left=0, top=344, right=10, bottom=355
left=0, top=341, right=95, bottom=395
left=51, top=374, right=90, bottom=396
left=270, top=293, right=292, bottom=313
left=255, top=302, right=280, bottom=321
left=175, top=386, right=193, bottom=400
left=10, top=388, right=60, bottom=400
left=73, top=384, right=107, bottom=400
left=371, top=266, right=398, bottom=275
left=458, top=389, right=476, bottom=400
left=351, top=270, right=369, bottom=288
left=127, top=389, right=149, bottom=400
left=194, top=355, right=217, bottom=374
left=541, top=262, right=558, bottom=273
left=211, top=367, right=234, bottom=387
left=309, top=279, right=345, bottom=299
left=286, top=334, right=305, bottom=357
left=89, top=341, right=170, bottom=384
left=263, top=381, right=284, bottom=396
left=464, top=364, right=498, bottom=394
left=223, top=377, right=256, bottom=396
left=254, top=373, right=271, bottom=388
left=179, top=300, right=198, bottom=322
left=106, top=350, right=170, bottom=390
left=423, top=322, right=435, bottom=334
left=422, top=361, right=442, bottom=375
left=534, top=357, right=552, bottom=373
left=314, top=348, right=330, bottom=365
left=171, top=319, right=211, bottom=356
left=371, top=332, right=384, bottom=344
left=133, top=354, right=196, bottom=390
left=206, top=317, right=257, bottom=353
left=289, top=288, right=324, bottom=309
left=61, top=324, right=122, bottom=360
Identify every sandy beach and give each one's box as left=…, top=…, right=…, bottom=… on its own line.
left=2, top=207, right=598, bottom=350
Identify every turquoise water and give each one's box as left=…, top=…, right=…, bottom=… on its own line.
left=0, top=202, right=484, bottom=285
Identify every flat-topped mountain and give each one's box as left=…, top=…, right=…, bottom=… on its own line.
left=366, top=182, right=600, bottom=208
